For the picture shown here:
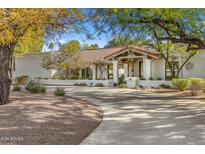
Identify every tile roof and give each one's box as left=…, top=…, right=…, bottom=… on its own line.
left=78, top=47, right=123, bottom=64
left=78, top=45, right=159, bottom=64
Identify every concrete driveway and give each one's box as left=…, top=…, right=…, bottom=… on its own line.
left=65, top=86, right=205, bottom=144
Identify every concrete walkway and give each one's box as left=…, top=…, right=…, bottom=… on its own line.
left=65, top=87, right=205, bottom=144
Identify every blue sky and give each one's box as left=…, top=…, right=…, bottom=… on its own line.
left=43, top=24, right=111, bottom=51
left=43, top=9, right=112, bottom=51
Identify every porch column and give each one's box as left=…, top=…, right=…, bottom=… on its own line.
left=143, top=58, right=151, bottom=80
left=91, top=65, right=96, bottom=80
left=113, top=60, right=119, bottom=85
left=79, top=69, right=82, bottom=79
left=123, top=63, right=128, bottom=78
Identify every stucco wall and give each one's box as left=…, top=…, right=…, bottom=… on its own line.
left=151, top=58, right=165, bottom=80
left=181, top=51, right=205, bottom=79
left=39, top=79, right=114, bottom=87
left=15, top=54, right=52, bottom=79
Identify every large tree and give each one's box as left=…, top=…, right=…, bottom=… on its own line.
left=0, top=9, right=84, bottom=104
left=92, top=9, right=205, bottom=79
left=59, top=40, right=81, bottom=54
left=93, top=9, right=205, bottom=51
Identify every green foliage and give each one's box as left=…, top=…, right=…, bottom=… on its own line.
left=16, top=76, right=31, bottom=85
left=149, top=77, right=153, bottom=80
left=42, top=52, right=84, bottom=79
left=190, top=78, right=205, bottom=96
left=60, top=40, right=80, bottom=55
left=74, top=83, right=79, bottom=86
left=82, top=43, right=99, bottom=50
left=118, top=83, right=127, bottom=88
left=156, top=77, right=162, bottom=80
left=104, top=35, right=143, bottom=48
left=159, top=84, right=171, bottom=89
left=78, top=83, right=87, bottom=86
left=12, top=84, right=21, bottom=91
left=54, top=87, right=65, bottom=96
left=172, top=79, right=190, bottom=91
left=95, top=83, right=104, bottom=87
left=51, top=76, right=66, bottom=80
left=140, top=77, right=145, bottom=80
left=119, top=76, right=125, bottom=84
left=26, top=80, right=46, bottom=93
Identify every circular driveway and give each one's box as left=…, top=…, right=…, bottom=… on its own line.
left=65, top=87, right=205, bottom=144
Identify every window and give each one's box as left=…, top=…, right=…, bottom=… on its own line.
left=165, top=61, right=179, bottom=80
left=82, top=67, right=92, bottom=79
left=107, top=65, right=113, bottom=79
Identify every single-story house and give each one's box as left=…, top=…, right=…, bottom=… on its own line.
left=14, top=45, right=205, bottom=88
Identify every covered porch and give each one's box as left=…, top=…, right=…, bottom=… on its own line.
left=77, top=46, right=168, bottom=88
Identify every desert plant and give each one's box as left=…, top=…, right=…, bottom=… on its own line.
left=119, top=76, right=125, bottom=84
left=95, top=83, right=104, bottom=87
left=156, top=77, right=162, bottom=80
left=16, top=76, right=31, bottom=85
left=78, top=83, right=87, bottom=86
left=26, top=80, right=46, bottom=93
left=140, top=77, right=146, bottom=80
left=74, top=83, right=79, bottom=86
left=51, top=76, right=66, bottom=80
left=118, top=83, right=127, bottom=88
left=172, top=79, right=190, bottom=91
left=13, top=84, right=21, bottom=91
left=190, top=78, right=205, bottom=96
left=54, top=87, right=65, bottom=96
left=149, top=77, right=153, bottom=80
left=159, top=84, right=171, bottom=89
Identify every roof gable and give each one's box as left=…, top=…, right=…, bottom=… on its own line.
left=104, top=45, right=159, bottom=60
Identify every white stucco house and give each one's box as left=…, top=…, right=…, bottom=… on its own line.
left=14, top=45, right=205, bottom=88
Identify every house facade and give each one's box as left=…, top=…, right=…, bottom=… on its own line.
left=14, top=46, right=205, bottom=88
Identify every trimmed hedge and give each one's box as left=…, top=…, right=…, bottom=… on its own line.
left=172, top=79, right=190, bottom=91
left=190, top=78, right=205, bottom=96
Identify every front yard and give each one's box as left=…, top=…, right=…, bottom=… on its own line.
left=0, top=92, right=102, bottom=144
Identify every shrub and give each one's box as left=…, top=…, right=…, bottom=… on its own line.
left=140, top=77, right=146, bottom=80
left=78, top=83, right=87, bottom=86
left=54, top=87, right=65, bottom=96
left=159, top=84, right=171, bottom=89
left=51, top=76, right=66, bottom=80
left=172, top=79, right=190, bottom=91
left=119, top=76, right=125, bottom=84
left=190, top=78, right=205, bottom=96
left=149, top=77, right=153, bottom=80
left=118, top=83, right=127, bottom=88
left=13, top=84, right=21, bottom=91
left=30, top=86, right=46, bottom=93
left=26, top=80, right=46, bottom=93
left=16, top=76, right=31, bottom=85
left=156, top=77, right=162, bottom=80
left=74, top=83, right=79, bottom=86
left=70, top=76, right=79, bottom=80
left=95, top=83, right=104, bottom=87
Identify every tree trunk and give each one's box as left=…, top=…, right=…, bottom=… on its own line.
left=0, top=44, right=14, bottom=105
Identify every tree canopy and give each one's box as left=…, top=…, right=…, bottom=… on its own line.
left=0, top=8, right=85, bottom=104
left=59, top=40, right=81, bottom=54
left=92, top=8, right=205, bottom=51
left=81, top=43, right=99, bottom=50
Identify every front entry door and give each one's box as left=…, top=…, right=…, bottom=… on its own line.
left=139, top=61, right=143, bottom=78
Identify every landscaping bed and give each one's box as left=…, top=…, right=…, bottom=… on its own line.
left=0, top=92, right=103, bottom=144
